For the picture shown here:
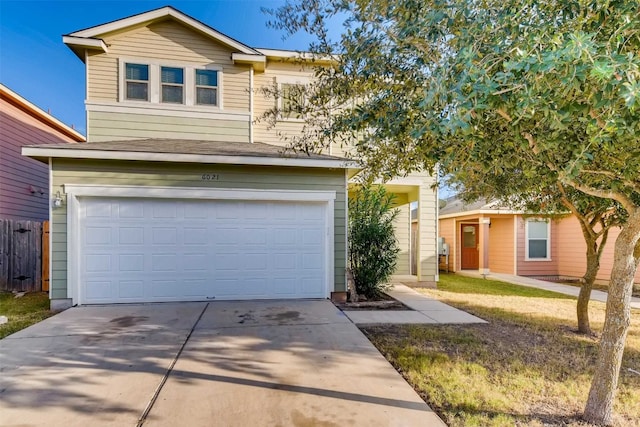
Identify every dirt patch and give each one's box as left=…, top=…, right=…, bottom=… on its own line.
left=334, top=293, right=411, bottom=311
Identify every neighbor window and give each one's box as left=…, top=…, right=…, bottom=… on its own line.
left=280, top=83, right=305, bottom=119
left=526, top=219, right=550, bottom=260
left=195, top=69, right=218, bottom=105
left=161, top=67, right=184, bottom=104
left=125, top=63, right=149, bottom=101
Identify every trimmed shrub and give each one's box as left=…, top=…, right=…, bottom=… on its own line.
left=348, top=185, right=400, bottom=299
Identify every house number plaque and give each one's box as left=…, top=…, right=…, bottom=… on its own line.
left=201, top=174, right=220, bottom=181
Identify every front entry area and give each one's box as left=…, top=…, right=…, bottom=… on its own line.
left=460, top=224, right=479, bottom=270
left=78, top=196, right=329, bottom=304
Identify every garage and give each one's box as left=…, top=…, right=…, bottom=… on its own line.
left=23, top=139, right=349, bottom=308
left=77, top=195, right=330, bottom=304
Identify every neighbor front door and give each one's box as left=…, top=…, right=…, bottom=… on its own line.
left=460, top=224, right=479, bottom=270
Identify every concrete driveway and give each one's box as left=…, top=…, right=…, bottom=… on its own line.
left=0, top=300, right=445, bottom=426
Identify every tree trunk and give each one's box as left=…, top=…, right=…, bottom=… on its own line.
left=577, top=244, right=599, bottom=334
left=583, top=209, right=640, bottom=425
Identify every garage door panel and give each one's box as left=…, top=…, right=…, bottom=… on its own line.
left=119, top=254, right=144, bottom=272
left=119, top=227, right=144, bottom=245
left=119, top=280, right=144, bottom=298
left=119, top=202, right=144, bottom=218
left=86, top=227, right=112, bottom=245
left=80, top=197, right=327, bottom=303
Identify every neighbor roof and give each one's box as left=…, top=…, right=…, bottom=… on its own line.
left=0, top=84, right=85, bottom=142
left=22, top=138, right=354, bottom=170
left=439, top=197, right=517, bottom=218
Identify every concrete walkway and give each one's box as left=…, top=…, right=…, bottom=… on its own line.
left=342, top=284, right=487, bottom=325
left=0, top=300, right=446, bottom=427
left=457, top=271, right=640, bottom=310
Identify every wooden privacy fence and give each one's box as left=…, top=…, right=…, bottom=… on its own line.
left=0, top=219, right=48, bottom=292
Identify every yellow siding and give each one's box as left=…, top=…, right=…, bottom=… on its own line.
left=253, top=61, right=313, bottom=147
left=87, top=20, right=250, bottom=111
left=393, top=203, right=411, bottom=275
left=50, top=159, right=347, bottom=299
left=417, top=172, right=438, bottom=281
left=87, top=111, right=249, bottom=142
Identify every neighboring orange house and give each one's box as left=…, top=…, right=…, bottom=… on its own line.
left=1, top=84, right=85, bottom=220
left=438, top=198, right=640, bottom=285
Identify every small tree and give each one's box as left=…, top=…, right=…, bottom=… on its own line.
left=349, top=185, right=400, bottom=299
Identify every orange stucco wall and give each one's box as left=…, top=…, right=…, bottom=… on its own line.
left=439, top=217, right=456, bottom=271
left=487, top=216, right=515, bottom=274
left=516, top=216, right=559, bottom=276
left=556, top=216, right=640, bottom=284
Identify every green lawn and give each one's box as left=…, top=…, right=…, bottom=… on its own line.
left=0, top=292, right=53, bottom=339
left=363, top=273, right=640, bottom=427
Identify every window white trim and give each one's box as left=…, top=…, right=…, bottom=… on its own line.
left=118, top=58, right=223, bottom=109
left=276, top=75, right=310, bottom=122
left=65, top=185, right=336, bottom=305
left=160, top=66, right=185, bottom=104
left=525, top=218, right=551, bottom=261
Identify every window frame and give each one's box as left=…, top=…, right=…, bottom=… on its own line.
left=124, top=62, right=150, bottom=102
left=525, top=218, right=551, bottom=261
left=118, top=59, right=223, bottom=109
left=160, top=66, right=185, bottom=104
left=276, top=76, right=310, bottom=122
left=194, top=68, right=219, bottom=107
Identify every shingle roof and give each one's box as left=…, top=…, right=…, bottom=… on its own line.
left=439, top=197, right=508, bottom=216
left=25, top=138, right=347, bottom=161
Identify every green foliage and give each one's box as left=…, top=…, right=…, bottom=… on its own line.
left=265, top=2, right=640, bottom=421
left=348, top=185, right=400, bottom=298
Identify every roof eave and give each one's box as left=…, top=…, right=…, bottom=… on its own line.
left=231, top=53, right=266, bottom=72
left=0, top=84, right=86, bottom=142
left=21, top=146, right=356, bottom=169
left=255, top=48, right=338, bottom=65
left=62, top=36, right=109, bottom=62
left=67, top=6, right=259, bottom=55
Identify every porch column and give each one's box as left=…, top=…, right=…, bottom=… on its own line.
left=417, top=180, right=438, bottom=284
left=480, top=217, right=491, bottom=276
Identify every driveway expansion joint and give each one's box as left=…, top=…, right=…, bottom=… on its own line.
left=135, top=302, right=209, bottom=427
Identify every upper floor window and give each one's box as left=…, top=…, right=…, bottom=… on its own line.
left=125, top=63, right=149, bottom=101
left=195, top=69, right=218, bottom=106
left=161, top=67, right=184, bottom=104
left=525, top=219, right=550, bottom=260
left=280, top=83, right=306, bottom=120
left=119, top=59, right=222, bottom=108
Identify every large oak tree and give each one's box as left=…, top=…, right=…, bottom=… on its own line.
left=265, top=0, right=640, bottom=424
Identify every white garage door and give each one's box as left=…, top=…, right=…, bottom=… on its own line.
left=79, top=197, right=328, bottom=304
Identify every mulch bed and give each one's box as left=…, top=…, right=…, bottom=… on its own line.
left=334, top=292, right=411, bottom=311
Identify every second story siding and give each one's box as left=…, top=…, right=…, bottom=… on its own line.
left=84, top=19, right=252, bottom=142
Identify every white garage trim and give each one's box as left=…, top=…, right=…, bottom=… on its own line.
left=66, top=184, right=335, bottom=305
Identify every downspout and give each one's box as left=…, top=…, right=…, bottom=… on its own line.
left=249, top=67, right=254, bottom=143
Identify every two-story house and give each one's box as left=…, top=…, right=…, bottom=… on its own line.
left=23, top=6, right=438, bottom=309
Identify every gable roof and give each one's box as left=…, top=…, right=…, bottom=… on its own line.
left=63, top=6, right=261, bottom=61
left=0, top=83, right=86, bottom=142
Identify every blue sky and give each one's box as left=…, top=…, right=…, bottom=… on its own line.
left=0, top=1, right=316, bottom=135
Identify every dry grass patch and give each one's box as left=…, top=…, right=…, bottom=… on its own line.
left=362, top=274, right=640, bottom=427
left=0, top=292, right=53, bottom=339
